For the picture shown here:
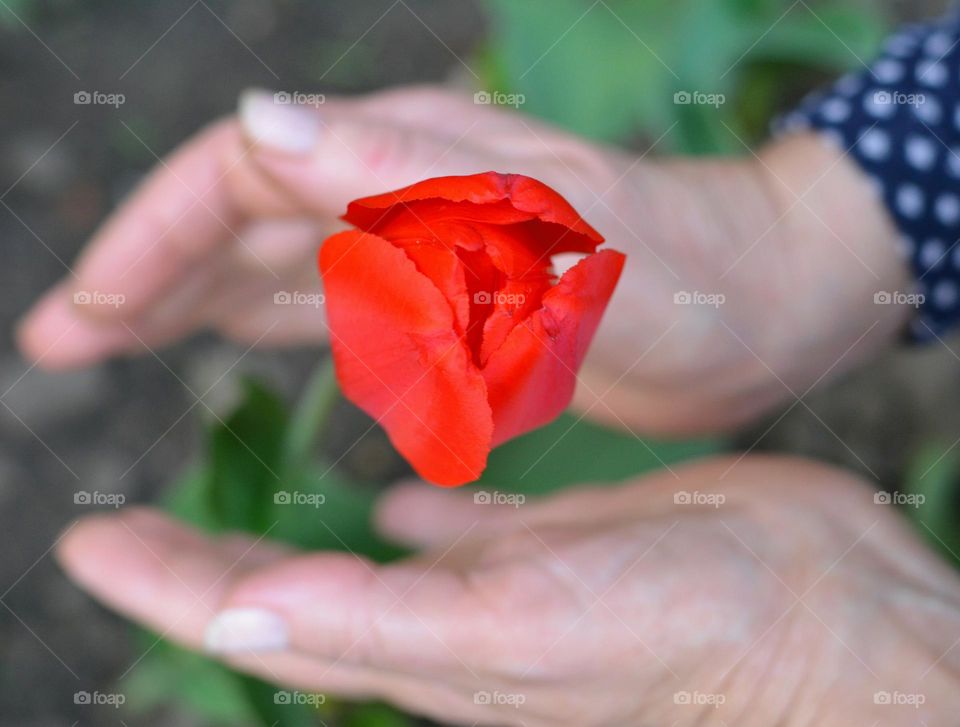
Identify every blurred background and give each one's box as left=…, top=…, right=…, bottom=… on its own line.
left=2, top=0, right=959, bottom=725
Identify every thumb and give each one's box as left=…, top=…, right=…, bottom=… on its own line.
left=239, top=89, right=494, bottom=216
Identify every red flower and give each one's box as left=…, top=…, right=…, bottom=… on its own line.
left=319, top=172, right=625, bottom=486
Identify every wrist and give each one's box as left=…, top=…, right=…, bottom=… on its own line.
left=572, top=133, right=915, bottom=435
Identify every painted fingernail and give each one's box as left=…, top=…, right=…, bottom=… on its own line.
left=239, top=88, right=321, bottom=154
left=204, top=607, right=289, bottom=653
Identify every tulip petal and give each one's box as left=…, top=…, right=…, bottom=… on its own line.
left=396, top=240, right=472, bottom=338
left=344, top=172, right=602, bottom=255
left=481, top=249, right=626, bottom=446
left=319, top=230, right=493, bottom=486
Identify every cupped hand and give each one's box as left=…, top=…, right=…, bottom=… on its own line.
left=20, top=85, right=601, bottom=364
left=57, top=455, right=960, bottom=726
left=18, top=84, right=914, bottom=437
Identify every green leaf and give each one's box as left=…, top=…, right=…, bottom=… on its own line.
left=284, top=357, right=340, bottom=471
left=342, top=702, right=415, bottom=727
left=238, top=674, right=326, bottom=727
left=266, top=462, right=407, bottom=561
left=904, top=443, right=960, bottom=567
left=124, top=635, right=260, bottom=724
left=206, top=378, right=289, bottom=534
left=479, top=412, right=721, bottom=495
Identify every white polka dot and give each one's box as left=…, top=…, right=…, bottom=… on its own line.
left=925, top=31, right=955, bottom=57
left=905, top=136, right=938, bottom=170
left=920, top=238, right=947, bottom=268
left=821, top=97, right=852, bottom=123
left=873, top=59, right=905, bottom=83
left=778, top=112, right=807, bottom=134
left=934, top=280, right=959, bottom=308
left=914, top=94, right=942, bottom=124
left=936, top=194, right=960, bottom=225
left=886, top=33, right=918, bottom=57
left=833, top=73, right=863, bottom=96
left=835, top=73, right=862, bottom=96
left=896, top=184, right=925, bottom=219
left=864, top=90, right=897, bottom=118
left=917, top=60, right=948, bottom=86
left=858, top=128, right=891, bottom=161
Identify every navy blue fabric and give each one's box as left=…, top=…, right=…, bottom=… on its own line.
left=777, top=11, right=960, bottom=340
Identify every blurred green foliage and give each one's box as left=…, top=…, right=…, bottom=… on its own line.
left=481, top=0, right=886, bottom=153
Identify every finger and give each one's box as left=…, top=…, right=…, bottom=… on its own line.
left=19, top=254, right=247, bottom=368
left=16, top=284, right=144, bottom=368
left=55, top=509, right=482, bottom=709
left=16, top=119, right=248, bottom=366
left=373, top=480, right=534, bottom=549
left=239, top=89, right=509, bottom=216
left=56, top=508, right=291, bottom=647
left=71, top=119, right=251, bottom=320
left=355, top=85, right=516, bottom=136
left=373, top=475, right=662, bottom=550
left=207, top=546, right=498, bottom=680
left=18, top=216, right=330, bottom=367
left=18, top=106, right=330, bottom=357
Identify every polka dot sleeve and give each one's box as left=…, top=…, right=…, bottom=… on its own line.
left=777, top=12, right=960, bottom=340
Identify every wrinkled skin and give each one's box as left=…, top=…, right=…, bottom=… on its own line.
left=57, top=456, right=960, bottom=726
left=18, top=86, right=955, bottom=724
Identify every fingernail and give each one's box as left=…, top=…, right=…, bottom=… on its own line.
left=204, top=607, right=289, bottom=653
left=239, top=89, right=321, bottom=154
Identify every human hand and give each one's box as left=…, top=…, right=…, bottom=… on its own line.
left=19, top=85, right=573, bottom=364
left=18, top=85, right=914, bottom=436
left=56, top=455, right=960, bottom=726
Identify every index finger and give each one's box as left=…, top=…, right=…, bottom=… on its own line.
left=68, top=118, right=251, bottom=320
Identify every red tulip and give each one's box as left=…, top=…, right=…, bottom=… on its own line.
left=319, top=172, right=625, bottom=486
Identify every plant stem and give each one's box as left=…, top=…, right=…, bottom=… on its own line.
left=283, top=355, right=339, bottom=470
